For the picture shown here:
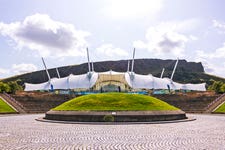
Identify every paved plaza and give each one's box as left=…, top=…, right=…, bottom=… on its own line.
left=0, top=114, right=225, bottom=149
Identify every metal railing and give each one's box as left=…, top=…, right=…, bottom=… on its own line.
left=2, top=92, right=26, bottom=111
left=206, top=93, right=225, bottom=111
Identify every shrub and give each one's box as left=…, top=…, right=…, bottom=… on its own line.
left=208, top=81, right=225, bottom=94
left=0, top=81, right=22, bottom=93
left=0, top=82, right=10, bottom=93
left=8, top=81, right=23, bottom=94
left=103, top=115, right=115, bottom=122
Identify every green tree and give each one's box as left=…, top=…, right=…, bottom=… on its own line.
left=220, top=84, right=225, bottom=93
left=208, top=81, right=224, bottom=93
left=0, top=82, right=11, bottom=93
left=7, top=81, right=23, bottom=94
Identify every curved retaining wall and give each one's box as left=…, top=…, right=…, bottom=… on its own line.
left=154, top=93, right=219, bottom=113
left=45, top=110, right=187, bottom=122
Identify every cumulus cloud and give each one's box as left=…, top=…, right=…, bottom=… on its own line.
left=12, top=63, right=37, bottom=74
left=0, top=14, right=90, bottom=57
left=133, top=20, right=198, bottom=57
left=0, top=64, right=38, bottom=78
left=214, top=43, right=225, bottom=58
left=197, top=43, right=225, bottom=59
left=195, top=49, right=225, bottom=78
left=96, top=44, right=129, bottom=58
left=202, top=61, right=225, bottom=77
left=213, top=20, right=225, bottom=33
left=194, top=57, right=213, bottom=73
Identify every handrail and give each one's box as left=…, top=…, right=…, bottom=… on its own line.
left=206, top=93, right=225, bottom=110
left=2, top=92, right=25, bottom=110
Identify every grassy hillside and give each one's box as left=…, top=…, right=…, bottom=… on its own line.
left=214, top=103, right=225, bottom=113
left=53, top=93, right=179, bottom=111
left=0, top=98, right=16, bottom=113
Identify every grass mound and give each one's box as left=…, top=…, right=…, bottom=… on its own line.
left=53, top=93, right=179, bottom=111
left=0, top=98, right=16, bottom=113
left=214, top=102, right=225, bottom=113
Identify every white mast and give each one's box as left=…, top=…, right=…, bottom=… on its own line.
left=56, top=68, right=60, bottom=78
left=41, top=57, right=51, bottom=82
left=131, top=48, right=135, bottom=73
left=170, top=58, right=179, bottom=80
left=160, top=68, right=165, bottom=78
left=86, top=47, right=91, bottom=73
left=127, top=60, right=130, bottom=72
left=130, top=48, right=136, bottom=89
left=86, top=48, right=92, bottom=90
left=91, top=62, right=94, bottom=72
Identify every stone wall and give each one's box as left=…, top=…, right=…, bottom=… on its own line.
left=12, top=92, right=74, bottom=113
left=154, top=93, right=219, bottom=113
left=11, top=91, right=220, bottom=113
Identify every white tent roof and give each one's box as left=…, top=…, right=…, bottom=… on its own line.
left=24, top=72, right=99, bottom=91
left=162, top=78, right=183, bottom=90
left=51, top=77, right=69, bottom=90
left=69, top=72, right=98, bottom=89
left=152, top=77, right=170, bottom=89
left=24, top=71, right=206, bottom=91
left=181, top=83, right=206, bottom=91
left=125, top=72, right=154, bottom=89
left=124, top=72, right=206, bottom=91
left=99, top=70, right=125, bottom=75
left=24, top=81, right=50, bottom=91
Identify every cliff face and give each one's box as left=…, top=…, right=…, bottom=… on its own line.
left=3, top=58, right=219, bottom=85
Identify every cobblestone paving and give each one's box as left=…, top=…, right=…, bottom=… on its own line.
left=0, top=114, right=225, bottom=149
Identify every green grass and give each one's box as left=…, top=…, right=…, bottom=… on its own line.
left=214, top=102, right=225, bottom=113
left=0, top=98, right=16, bottom=113
left=53, top=93, right=179, bottom=111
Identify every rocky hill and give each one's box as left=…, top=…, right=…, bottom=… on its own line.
left=2, top=59, right=225, bottom=85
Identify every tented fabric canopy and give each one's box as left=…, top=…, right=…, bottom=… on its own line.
left=24, top=81, right=50, bottom=91
left=98, top=70, right=125, bottom=75
left=69, top=72, right=98, bottom=89
left=24, top=72, right=98, bottom=91
left=181, top=83, right=206, bottom=91
left=125, top=72, right=206, bottom=91
left=125, top=73, right=154, bottom=89
left=51, top=77, right=69, bottom=90
left=24, top=71, right=206, bottom=91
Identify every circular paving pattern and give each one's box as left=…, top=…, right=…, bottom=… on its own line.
left=0, top=114, right=225, bottom=149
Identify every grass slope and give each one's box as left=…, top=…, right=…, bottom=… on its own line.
left=53, top=93, right=179, bottom=111
left=214, top=102, right=225, bottom=113
left=0, top=98, right=16, bottom=113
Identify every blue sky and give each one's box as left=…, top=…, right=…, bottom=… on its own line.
left=0, top=0, right=225, bottom=78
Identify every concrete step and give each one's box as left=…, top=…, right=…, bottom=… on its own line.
left=206, top=93, right=225, bottom=113
left=0, top=93, right=26, bottom=113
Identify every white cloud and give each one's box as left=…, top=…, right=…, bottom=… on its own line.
left=133, top=21, right=198, bottom=57
left=214, top=43, right=225, bottom=58
left=197, top=43, right=225, bottom=59
left=0, top=14, right=90, bottom=57
left=96, top=44, right=129, bottom=58
left=195, top=57, right=213, bottom=73
left=133, top=40, right=146, bottom=49
left=0, top=68, right=9, bottom=74
left=195, top=49, right=225, bottom=78
left=103, top=0, right=163, bottom=19
left=12, top=63, right=37, bottom=74
left=196, top=50, right=209, bottom=58
left=0, top=64, right=38, bottom=78
left=203, top=61, right=225, bottom=78
left=213, top=20, right=225, bottom=34
left=189, top=35, right=198, bottom=41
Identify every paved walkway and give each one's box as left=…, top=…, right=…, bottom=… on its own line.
left=0, top=114, right=225, bottom=149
